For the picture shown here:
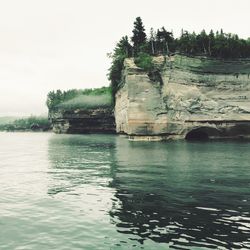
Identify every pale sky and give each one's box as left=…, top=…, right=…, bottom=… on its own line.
left=0, top=0, right=249, bottom=116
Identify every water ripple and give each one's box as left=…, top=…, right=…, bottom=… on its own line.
left=0, top=133, right=250, bottom=249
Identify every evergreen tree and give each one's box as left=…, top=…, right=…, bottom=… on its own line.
left=156, top=27, right=174, bottom=55
left=197, top=30, right=209, bottom=54
left=108, top=36, right=132, bottom=103
left=208, top=30, right=215, bottom=56
left=178, top=30, right=192, bottom=54
left=131, top=17, right=147, bottom=55
left=114, top=36, right=132, bottom=58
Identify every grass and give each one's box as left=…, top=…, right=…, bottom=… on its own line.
left=57, top=94, right=112, bottom=110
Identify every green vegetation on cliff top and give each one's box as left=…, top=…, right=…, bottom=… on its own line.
left=46, top=86, right=112, bottom=111
left=108, top=17, right=250, bottom=100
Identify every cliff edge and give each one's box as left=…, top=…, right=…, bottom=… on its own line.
left=115, top=55, right=250, bottom=140
left=49, top=108, right=115, bottom=134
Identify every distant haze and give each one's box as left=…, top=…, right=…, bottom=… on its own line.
left=0, top=0, right=249, bottom=116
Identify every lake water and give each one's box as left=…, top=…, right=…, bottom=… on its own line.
left=0, top=132, right=250, bottom=249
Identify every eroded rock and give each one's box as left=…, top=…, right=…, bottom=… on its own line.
left=115, top=55, right=250, bottom=140
left=49, top=108, right=115, bottom=134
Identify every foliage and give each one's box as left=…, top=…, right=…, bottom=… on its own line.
left=0, top=116, right=50, bottom=131
left=155, top=27, right=175, bottom=55
left=176, top=29, right=250, bottom=58
left=46, top=86, right=111, bottom=111
left=134, top=52, right=154, bottom=71
left=131, top=17, right=147, bottom=55
left=108, top=36, right=132, bottom=103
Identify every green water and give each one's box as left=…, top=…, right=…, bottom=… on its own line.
left=0, top=133, right=250, bottom=249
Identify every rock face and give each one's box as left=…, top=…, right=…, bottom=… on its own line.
left=115, top=55, right=250, bottom=140
left=49, top=108, right=115, bottom=134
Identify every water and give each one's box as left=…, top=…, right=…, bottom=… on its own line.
left=0, top=132, right=250, bottom=250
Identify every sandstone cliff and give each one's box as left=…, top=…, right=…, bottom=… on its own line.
left=115, top=55, right=250, bottom=140
left=49, top=108, right=115, bottom=134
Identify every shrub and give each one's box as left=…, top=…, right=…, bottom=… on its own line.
left=134, top=52, right=154, bottom=71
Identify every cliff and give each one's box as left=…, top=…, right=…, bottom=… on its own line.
left=115, top=55, right=250, bottom=140
left=49, top=107, right=115, bottom=134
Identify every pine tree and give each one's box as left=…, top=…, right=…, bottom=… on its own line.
left=131, top=17, right=147, bottom=55
left=108, top=36, right=132, bottom=103
left=208, top=30, right=215, bottom=56
left=200, top=29, right=209, bottom=54
left=114, top=36, right=132, bottom=58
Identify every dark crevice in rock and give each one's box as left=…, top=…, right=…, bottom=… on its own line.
left=185, top=130, right=209, bottom=141
left=148, top=69, right=163, bottom=85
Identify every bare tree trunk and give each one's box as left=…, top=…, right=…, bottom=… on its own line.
left=151, top=40, right=155, bottom=55
left=166, top=41, right=169, bottom=55
left=202, top=43, right=207, bottom=54
left=208, top=40, right=211, bottom=56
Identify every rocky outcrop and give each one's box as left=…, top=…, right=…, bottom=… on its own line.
left=49, top=108, right=115, bottom=134
left=115, top=55, right=250, bottom=140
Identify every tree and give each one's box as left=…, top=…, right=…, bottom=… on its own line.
left=156, top=27, right=174, bottom=55
left=46, top=90, right=63, bottom=110
left=108, top=36, right=132, bottom=103
left=178, top=30, right=192, bottom=54
left=149, top=27, right=156, bottom=55
left=197, top=30, right=209, bottom=54
left=131, top=17, right=147, bottom=55
left=114, top=36, right=132, bottom=58
left=208, top=30, right=215, bottom=56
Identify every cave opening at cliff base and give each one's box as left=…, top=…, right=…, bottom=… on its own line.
left=185, top=130, right=208, bottom=141
left=185, top=127, right=220, bottom=141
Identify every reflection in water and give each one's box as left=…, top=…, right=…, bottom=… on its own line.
left=47, top=134, right=135, bottom=249
left=48, top=134, right=115, bottom=193
left=47, top=135, right=117, bottom=234
left=2, top=133, right=249, bottom=249
left=110, top=138, right=250, bottom=249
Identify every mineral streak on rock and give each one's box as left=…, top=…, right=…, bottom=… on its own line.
left=115, top=55, right=250, bottom=140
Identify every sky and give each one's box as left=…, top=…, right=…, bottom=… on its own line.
left=0, top=0, right=249, bottom=116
